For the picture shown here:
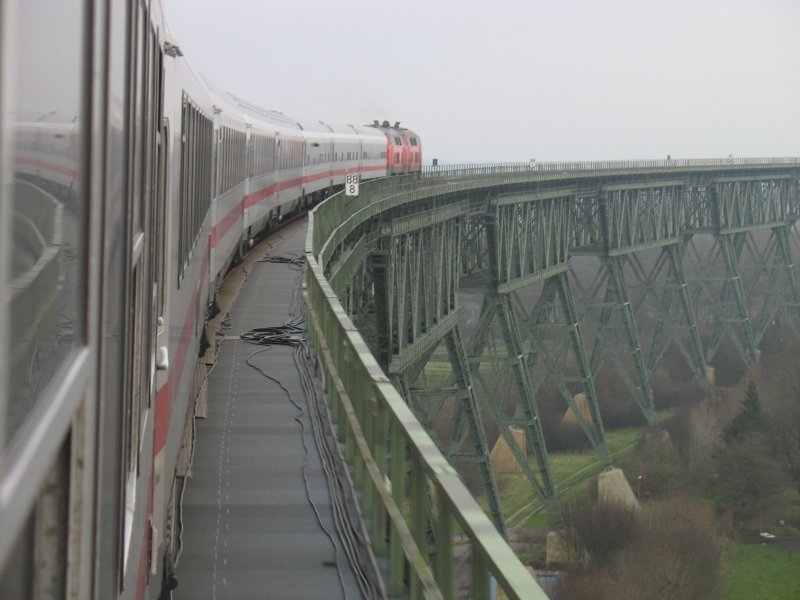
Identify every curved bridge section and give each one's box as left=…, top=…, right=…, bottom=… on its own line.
left=305, top=158, right=800, bottom=599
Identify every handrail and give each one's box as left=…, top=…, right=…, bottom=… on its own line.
left=423, top=156, right=800, bottom=177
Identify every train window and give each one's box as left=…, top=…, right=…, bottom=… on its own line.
left=0, top=437, right=71, bottom=596
left=178, top=96, right=212, bottom=279
left=3, top=0, right=88, bottom=445
left=394, top=136, right=401, bottom=145
left=218, top=126, right=245, bottom=193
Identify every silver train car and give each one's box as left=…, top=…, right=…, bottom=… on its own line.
left=0, top=0, right=421, bottom=598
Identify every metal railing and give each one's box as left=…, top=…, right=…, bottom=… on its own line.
left=423, top=157, right=800, bottom=178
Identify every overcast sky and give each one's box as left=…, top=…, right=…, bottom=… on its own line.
left=164, top=0, right=800, bottom=164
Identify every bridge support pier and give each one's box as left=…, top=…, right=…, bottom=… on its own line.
left=588, top=255, right=658, bottom=425
left=647, top=243, right=710, bottom=388
left=707, top=233, right=758, bottom=365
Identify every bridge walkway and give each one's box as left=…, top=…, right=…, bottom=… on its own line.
left=175, top=218, right=364, bottom=599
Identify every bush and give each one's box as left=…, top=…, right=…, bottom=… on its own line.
left=613, top=498, right=724, bottom=600
left=562, top=497, right=641, bottom=567
left=621, top=430, right=683, bottom=498
left=558, top=497, right=724, bottom=600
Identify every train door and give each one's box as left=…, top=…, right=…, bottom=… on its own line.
left=150, top=112, right=170, bottom=585
left=122, top=2, right=164, bottom=585
left=149, top=29, right=166, bottom=414
left=209, top=109, right=221, bottom=275
left=244, top=124, right=252, bottom=230
left=154, top=120, right=168, bottom=381
left=121, top=2, right=151, bottom=579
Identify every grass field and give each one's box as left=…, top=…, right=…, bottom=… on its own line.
left=725, top=542, right=800, bottom=600
left=494, top=427, right=644, bottom=527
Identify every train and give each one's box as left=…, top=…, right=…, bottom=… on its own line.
left=0, top=0, right=420, bottom=597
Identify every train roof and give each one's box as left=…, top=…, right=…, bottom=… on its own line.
left=206, top=85, right=385, bottom=142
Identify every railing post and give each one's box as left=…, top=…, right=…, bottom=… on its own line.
left=361, top=392, right=376, bottom=520
left=388, top=421, right=406, bottom=597
left=435, top=491, right=453, bottom=599
left=471, top=545, right=489, bottom=600
left=411, top=453, right=427, bottom=551
left=372, top=400, right=388, bottom=556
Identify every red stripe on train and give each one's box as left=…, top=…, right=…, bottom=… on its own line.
left=158, top=162, right=389, bottom=443
left=14, top=157, right=79, bottom=178
left=215, top=165, right=386, bottom=247
left=154, top=244, right=210, bottom=453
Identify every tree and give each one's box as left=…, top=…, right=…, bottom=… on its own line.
left=710, top=429, right=785, bottom=517
left=723, top=380, right=765, bottom=444
left=709, top=381, right=787, bottom=521
left=770, top=403, right=800, bottom=494
left=769, top=369, right=800, bottom=493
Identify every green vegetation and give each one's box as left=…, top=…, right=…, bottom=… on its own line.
left=497, top=428, right=642, bottom=527
left=725, top=543, right=800, bottom=600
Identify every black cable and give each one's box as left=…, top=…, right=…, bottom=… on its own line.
left=245, top=347, right=351, bottom=600
left=241, top=253, right=387, bottom=599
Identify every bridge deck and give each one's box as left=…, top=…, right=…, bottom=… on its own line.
left=175, top=218, right=361, bottom=599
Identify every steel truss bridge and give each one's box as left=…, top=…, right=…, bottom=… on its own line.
left=304, top=158, right=800, bottom=599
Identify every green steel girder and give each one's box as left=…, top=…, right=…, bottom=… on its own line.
left=328, top=235, right=368, bottom=299
left=491, top=193, right=573, bottom=293
left=368, top=206, right=509, bottom=534
left=443, top=327, right=507, bottom=536
left=495, top=294, right=559, bottom=514
left=646, top=244, right=709, bottom=384
left=390, top=329, right=507, bottom=536
left=514, top=276, right=611, bottom=464
left=555, top=272, right=611, bottom=462
left=753, top=226, right=800, bottom=344
left=449, top=292, right=562, bottom=518
left=776, top=225, right=800, bottom=317
left=388, top=320, right=507, bottom=536
left=601, top=183, right=685, bottom=254
left=483, top=205, right=562, bottom=515
left=706, top=233, right=758, bottom=364
left=449, top=296, right=497, bottom=454
left=585, top=255, right=658, bottom=425
left=714, top=178, right=792, bottom=232
left=387, top=218, right=461, bottom=366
